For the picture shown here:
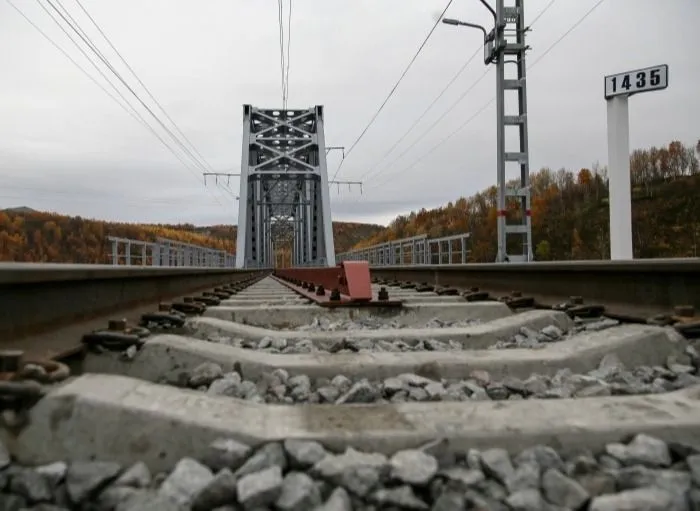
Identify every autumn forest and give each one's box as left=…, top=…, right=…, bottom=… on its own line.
left=1, top=138, right=698, bottom=263
left=355, top=138, right=700, bottom=261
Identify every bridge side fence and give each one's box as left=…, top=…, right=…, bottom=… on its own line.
left=105, top=232, right=470, bottom=268
left=337, top=233, right=471, bottom=266
left=106, top=236, right=236, bottom=268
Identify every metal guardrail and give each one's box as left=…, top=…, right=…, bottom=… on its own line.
left=337, top=233, right=471, bottom=266
left=107, top=236, right=235, bottom=268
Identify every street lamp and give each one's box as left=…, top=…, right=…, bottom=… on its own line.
left=442, top=18, right=487, bottom=37
left=441, top=0, right=534, bottom=263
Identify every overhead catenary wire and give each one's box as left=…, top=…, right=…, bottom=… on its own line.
left=361, top=65, right=491, bottom=184
left=365, top=0, right=606, bottom=192
left=66, top=0, right=232, bottom=206
left=9, top=0, right=231, bottom=209
left=284, top=0, right=292, bottom=108
left=355, top=45, right=483, bottom=182
left=45, top=0, right=212, bottom=177
left=72, top=0, right=217, bottom=173
left=277, top=0, right=287, bottom=108
left=32, top=0, right=152, bottom=131
left=353, top=0, right=561, bottom=184
left=37, top=0, right=219, bottom=191
left=529, top=0, right=605, bottom=68
left=4, top=0, right=145, bottom=128
left=51, top=0, right=230, bottom=205
left=330, top=0, right=455, bottom=181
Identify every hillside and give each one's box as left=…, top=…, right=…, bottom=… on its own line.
left=353, top=138, right=700, bottom=261
left=0, top=210, right=383, bottom=264
left=186, top=222, right=383, bottom=254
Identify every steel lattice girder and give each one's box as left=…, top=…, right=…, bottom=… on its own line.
left=235, top=105, right=335, bottom=268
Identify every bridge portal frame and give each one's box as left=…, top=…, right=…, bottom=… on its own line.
left=236, top=105, right=335, bottom=269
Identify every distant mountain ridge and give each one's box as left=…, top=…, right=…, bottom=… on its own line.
left=0, top=207, right=385, bottom=263
left=2, top=206, right=38, bottom=214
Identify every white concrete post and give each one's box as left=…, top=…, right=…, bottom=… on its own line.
left=606, top=95, right=633, bottom=260
left=603, top=64, right=668, bottom=261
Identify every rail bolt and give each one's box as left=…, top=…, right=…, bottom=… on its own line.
left=0, top=350, right=24, bottom=373
left=108, top=319, right=127, bottom=331
left=569, top=296, right=584, bottom=305
left=184, top=297, right=194, bottom=303
left=378, top=286, right=389, bottom=301
left=329, top=288, right=341, bottom=301
left=158, top=303, right=172, bottom=312
left=511, top=291, right=522, bottom=298
left=315, top=285, right=325, bottom=296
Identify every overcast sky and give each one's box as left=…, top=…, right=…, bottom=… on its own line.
left=0, top=0, right=697, bottom=227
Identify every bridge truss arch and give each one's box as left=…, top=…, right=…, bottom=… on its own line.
left=236, top=105, right=336, bottom=268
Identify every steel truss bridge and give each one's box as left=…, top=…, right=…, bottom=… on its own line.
left=235, top=105, right=336, bottom=269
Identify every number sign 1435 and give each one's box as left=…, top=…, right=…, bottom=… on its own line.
left=604, top=65, right=668, bottom=99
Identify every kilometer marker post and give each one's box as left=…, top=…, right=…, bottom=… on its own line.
left=604, top=64, right=668, bottom=260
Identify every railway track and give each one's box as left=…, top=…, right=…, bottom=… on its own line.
left=0, top=261, right=699, bottom=509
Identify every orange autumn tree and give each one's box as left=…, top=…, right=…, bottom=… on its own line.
left=352, top=138, right=700, bottom=261
left=0, top=209, right=384, bottom=264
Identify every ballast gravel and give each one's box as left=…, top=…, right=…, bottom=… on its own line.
left=0, top=432, right=698, bottom=510
left=160, top=349, right=700, bottom=405
left=294, top=316, right=480, bottom=332
left=202, top=316, right=622, bottom=354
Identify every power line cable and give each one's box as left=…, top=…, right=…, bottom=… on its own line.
left=366, top=0, right=606, bottom=192
left=65, top=0, right=232, bottom=207
left=356, top=45, right=482, bottom=182
left=331, top=0, right=455, bottom=181
left=277, top=0, right=286, bottom=108
left=362, top=65, right=491, bottom=184
left=353, top=0, right=560, bottom=183
left=44, top=0, right=231, bottom=209
left=38, top=0, right=216, bottom=187
left=529, top=0, right=558, bottom=26
left=34, top=0, right=153, bottom=130
left=11, top=0, right=228, bottom=207
left=529, top=0, right=604, bottom=67
left=4, top=0, right=145, bottom=127
left=45, top=0, right=211, bottom=178
left=72, top=0, right=217, bottom=173
left=369, top=98, right=494, bottom=190
left=284, top=0, right=292, bottom=108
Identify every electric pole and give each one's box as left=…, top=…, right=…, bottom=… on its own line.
left=443, top=0, right=533, bottom=262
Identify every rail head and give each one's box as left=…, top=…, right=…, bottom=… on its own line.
left=0, top=263, right=269, bottom=286
left=370, top=258, right=700, bottom=274
left=369, top=258, right=700, bottom=313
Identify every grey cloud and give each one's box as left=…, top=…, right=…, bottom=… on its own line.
left=0, top=0, right=697, bottom=228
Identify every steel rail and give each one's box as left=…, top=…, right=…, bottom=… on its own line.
left=0, top=263, right=271, bottom=344
left=369, top=258, right=700, bottom=313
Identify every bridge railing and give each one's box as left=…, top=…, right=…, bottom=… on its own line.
left=106, top=236, right=235, bottom=267
left=337, top=232, right=471, bottom=266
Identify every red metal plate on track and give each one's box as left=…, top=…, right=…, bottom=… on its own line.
left=270, top=275, right=401, bottom=308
